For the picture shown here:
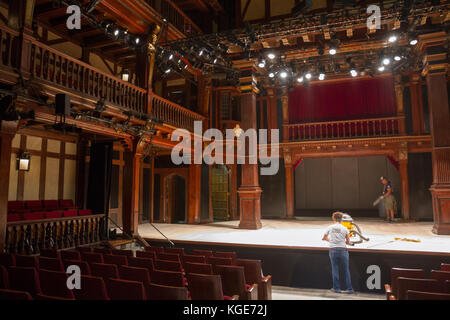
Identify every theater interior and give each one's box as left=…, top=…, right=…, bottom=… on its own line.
left=0, top=0, right=450, bottom=304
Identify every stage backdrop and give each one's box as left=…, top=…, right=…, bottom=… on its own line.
left=288, top=76, right=396, bottom=123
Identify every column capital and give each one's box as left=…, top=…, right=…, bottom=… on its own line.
left=417, top=32, right=449, bottom=77
left=233, top=60, right=259, bottom=95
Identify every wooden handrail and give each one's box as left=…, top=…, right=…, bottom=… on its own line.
left=6, top=214, right=106, bottom=226
left=283, top=116, right=405, bottom=141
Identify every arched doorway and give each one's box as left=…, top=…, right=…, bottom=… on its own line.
left=211, top=164, right=231, bottom=221
left=165, top=174, right=186, bottom=223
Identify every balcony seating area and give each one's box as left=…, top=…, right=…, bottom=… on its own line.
left=384, top=265, right=450, bottom=300
left=0, top=245, right=271, bottom=300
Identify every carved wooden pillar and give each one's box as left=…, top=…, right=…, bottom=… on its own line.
left=420, top=33, right=450, bottom=234
left=236, top=61, right=262, bottom=230
left=266, top=87, right=278, bottom=132
left=75, top=137, right=88, bottom=209
left=284, top=152, right=294, bottom=219
left=188, top=164, right=201, bottom=223
left=122, top=140, right=143, bottom=236
left=394, top=75, right=406, bottom=135
left=281, top=87, right=289, bottom=140
left=0, top=121, right=18, bottom=252
left=398, top=143, right=410, bottom=220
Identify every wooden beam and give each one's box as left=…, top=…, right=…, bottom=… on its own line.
left=242, top=0, right=252, bottom=21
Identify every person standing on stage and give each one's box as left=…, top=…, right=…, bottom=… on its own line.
left=322, top=211, right=354, bottom=294
left=380, top=176, right=397, bottom=223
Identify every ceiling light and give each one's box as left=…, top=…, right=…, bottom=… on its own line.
left=350, top=69, right=358, bottom=77
left=394, top=55, right=401, bottom=61
left=329, top=48, right=337, bottom=55
left=319, top=73, right=325, bottom=80
left=409, top=39, right=418, bottom=46
left=258, top=60, right=266, bottom=68
left=297, top=76, right=304, bottom=83
left=213, top=58, right=218, bottom=64
left=165, top=68, right=171, bottom=74
left=280, top=71, right=288, bottom=79
left=114, top=29, right=120, bottom=36
left=378, top=66, right=385, bottom=72
left=168, top=54, right=173, bottom=60
left=305, top=73, right=312, bottom=79
left=383, top=58, right=391, bottom=65
left=268, top=72, right=275, bottom=78
left=388, top=35, right=397, bottom=43
left=267, top=53, right=276, bottom=60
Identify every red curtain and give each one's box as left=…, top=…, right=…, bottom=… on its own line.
left=288, top=76, right=397, bottom=123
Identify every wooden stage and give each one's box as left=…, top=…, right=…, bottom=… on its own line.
left=139, top=219, right=450, bottom=293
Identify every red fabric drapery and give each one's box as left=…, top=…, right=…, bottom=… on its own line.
left=288, top=76, right=397, bottom=123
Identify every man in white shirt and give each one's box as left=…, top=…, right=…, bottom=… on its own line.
left=322, top=211, right=354, bottom=294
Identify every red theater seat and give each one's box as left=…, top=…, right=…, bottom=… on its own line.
left=0, top=266, right=9, bottom=289
left=74, top=275, right=109, bottom=300
left=185, top=262, right=213, bottom=275
left=105, top=278, right=146, bottom=300
left=43, top=200, right=59, bottom=211
left=76, top=246, right=92, bottom=253
left=397, top=277, right=447, bottom=300
left=236, top=258, right=272, bottom=300
left=215, top=265, right=258, bottom=300
left=90, top=263, right=119, bottom=281
left=39, top=269, right=74, bottom=299
left=26, top=200, right=43, bottom=212
left=165, top=247, right=185, bottom=255
left=8, top=201, right=25, bottom=213
left=407, top=290, right=450, bottom=300
left=442, top=263, right=450, bottom=272
left=78, top=209, right=93, bottom=216
left=215, top=251, right=237, bottom=264
left=103, top=254, right=128, bottom=267
left=157, top=252, right=181, bottom=263
left=182, top=254, right=206, bottom=265
left=150, top=270, right=184, bottom=287
left=0, top=288, right=33, bottom=300
left=385, top=268, right=426, bottom=300
left=39, top=256, right=64, bottom=272
left=35, top=293, right=74, bottom=300
left=63, top=210, right=78, bottom=218
left=145, top=246, right=164, bottom=254
left=136, top=251, right=156, bottom=260
left=93, top=248, right=112, bottom=255
left=60, top=250, right=81, bottom=261
left=44, top=211, right=62, bottom=219
left=40, top=248, right=61, bottom=259
left=187, top=273, right=238, bottom=300
left=155, top=259, right=183, bottom=273
left=118, top=265, right=151, bottom=298
left=8, top=266, right=41, bottom=297
left=431, top=270, right=450, bottom=283
left=81, top=252, right=104, bottom=264
left=23, top=212, right=43, bottom=221
left=148, top=283, right=188, bottom=300
left=59, top=199, right=75, bottom=210
left=207, top=256, right=232, bottom=267
left=192, top=249, right=213, bottom=258
left=7, top=214, right=22, bottom=222
left=127, top=257, right=154, bottom=273
left=62, top=260, right=91, bottom=275
left=111, top=249, right=133, bottom=257
left=0, top=253, right=15, bottom=268
left=15, top=255, right=39, bottom=271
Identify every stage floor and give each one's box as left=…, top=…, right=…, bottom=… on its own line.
left=138, top=218, right=450, bottom=255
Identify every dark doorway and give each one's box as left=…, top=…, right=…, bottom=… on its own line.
left=211, top=165, right=230, bottom=221
left=165, top=175, right=186, bottom=224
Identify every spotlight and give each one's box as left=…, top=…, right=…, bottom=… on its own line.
left=164, top=67, right=171, bottom=74
left=135, top=37, right=140, bottom=44
left=378, top=66, right=385, bottom=72
left=329, top=48, right=337, bottom=55
left=267, top=53, right=276, bottom=60
left=268, top=72, right=275, bottom=78
left=168, top=54, right=174, bottom=60
left=258, top=59, right=266, bottom=68
left=383, top=58, right=391, bottom=65
left=409, top=39, right=418, bottom=46
left=394, top=55, right=401, bottom=61
left=279, top=71, right=288, bottom=79
left=199, top=49, right=204, bottom=56
left=318, top=73, right=325, bottom=80
left=305, top=73, right=312, bottom=79
left=114, top=29, right=120, bottom=36
left=213, top=58, right=218, bottom=64
left=350, top=69, right=358, bottom=77
left=388, top=34, right=397, bottom=43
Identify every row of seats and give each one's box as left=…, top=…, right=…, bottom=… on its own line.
left=385, top=264, right=450, bottom=300
left=8, top=199, right=77, bottom=214
left=7, top=209, right=94, bottom=222
left=0, top=246, right=272, bottom=300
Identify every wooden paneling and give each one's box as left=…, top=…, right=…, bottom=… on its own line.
left=23, top=155, right=41, bottom=200
left=45, top=157, right=59, bottom=200
left=8, top=154, right=18, bottom=201
left=47, top=139, right=60, bottom=153
left=63, top=159, right=76, bottom=200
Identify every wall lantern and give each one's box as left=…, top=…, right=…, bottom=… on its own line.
left=121, top=69, right=130, bottom=82
left=16, top=151, right=31, bottom=171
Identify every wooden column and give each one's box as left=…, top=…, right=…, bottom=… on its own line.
left=122, top=141, right=142, bottom=236
left=188, top=164, right=201, bottom=223
left=281, top=87, right=289, bottom=140
left=0, top=121, right=18, bottom=252
left=420, top=33, right=450, bottom=234
left=398, top=143, right=410, bottom=220
left=394, top=74, right=406, bottom=135
left=284, top=153, right=294, bottom=219
left=266, top=87, right=278, bottom=132
left=409, top=73, right=424, bottom=135
left=236, top=62, right=262, bottom=230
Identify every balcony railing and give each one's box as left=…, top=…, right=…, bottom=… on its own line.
left=5, top=214, right=107, bottom=254
left=146, top=0, right=203, bottom=36
left=0, top=24, right=204, bottom=133
left=283, top=116, right=406, bottom=141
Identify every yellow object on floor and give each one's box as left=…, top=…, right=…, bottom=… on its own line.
left=394, top=237, right=421, bottom=243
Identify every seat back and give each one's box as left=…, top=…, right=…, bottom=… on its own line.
left=8, top=266, right=41, bottom=296
left=145, top=246, right=164, bottom=254
left=148, top=283, right=188, bottom=300
left=0, top=288, right=33, bottom=300
left=390, top=268, right=426, bottom=298
left=15, top=255, right=39, bottom=271
left=154, top=259, right=182, bottom=273
left=39, top=269, right=75, bottom=299
left=74, top=275, right=109, bottom=300
left=59, top=199, right=75, bottom=209
left=78, top=209, right=93, bottom=216
left=397, top=277, right=446, bottom=300
left=185, top=262, right=213, bottom=275
left=430, top=270, right=450, bottom=283
left=23, top=212, right=43, bottom=221
left=7, top=214, right=22, bottom=222
left=182, top=254, right=206, bottom=265
left=165, top=247, right=185, bottom=256
left=103, top=254, right=128, bottom=267
left=105, top=278, right=146, bottom=300
left=214, top=265, right=247, bottom=298
left=81, top=252, right=104, bottom=264
left=136, top=251, right=156, bottom=260
left=62, top=260, right=91, bottom=275
left=187, top=273, right=225, bottom=300
left=76, top=246, right=92, bottom=253
left=93, top=248, right=113, bottom=255
left=157, top=253, right=181, bottom=263
left=8, top=201, right=25, bottom=213
left=90, top=263, right=119, bottom=281
left=442, top=263, right=450, bottom=272
left=39, top=256, right=64, bottom=272
left=63, top=210, right=78, bottom=218
left=35, top=293, right=74, bottom=300
left=128, top=257, right=154, bottom=273
left=44, top=211, right=62, bottom=219
left=207, top=256, right=232, bottom=267
left=0, top=253, right=15, bottom=268
left=0, top=265, right=9, bottom=289
left=215, top=251, right=237, bottom=264
left=43, top=200, right=59, bottom=211
left=150, top=270, right=184, bottom=287
left=111, top=249, right=134, bottom=257
left=407, top=290, right=450, bottom=300
left=40, top=248, right=61, bottom=259
left=60, top=250, right=81, bottom=261
left=192, top=249, right=213, bottom=258
left=118, top=265, right=151, bottom=297
left=26, top=200, right=43, bottom=211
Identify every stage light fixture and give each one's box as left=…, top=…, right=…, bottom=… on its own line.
left=305, top=73, right=312, bottom=79
left=297, top=76, right=304, bottom=83
left=383, top=58, right=391, bottom=65
left=329, top=48, right=337, bottom=55
left=213, top=58, right=218, bottom=64
left=378, top=66, right=385, bottom=71
left=268, top=72, right=275, bottom=78
left=350, top=69, right=358, bottom=77
left=258, top=59, right=266, bottom=68
left=267, top=53, right=276, bottom=60
left=168, top=54, right=174, bottom=60
left=394, top=55, right=401, bottom=61
left=318, top=73, right=325, bottom=80
left=114, top=28, right=120, bottom=36
left=409, top=39, right=418, bottom=45
left=388, top=34, right=397, bottom=43
left=135, top=37, right=140, bottom=44
left=279, top=71, right=288, bottom=79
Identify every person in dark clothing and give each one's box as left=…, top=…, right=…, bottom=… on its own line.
left=380, top=176, right=397, bottom=222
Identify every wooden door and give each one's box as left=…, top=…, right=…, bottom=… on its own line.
left=211, top=165, right=230, bottom=220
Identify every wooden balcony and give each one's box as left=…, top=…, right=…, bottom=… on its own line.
left=283, top=116, right=406, bottom=141
left=0, top=24, right=204, bottom=134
